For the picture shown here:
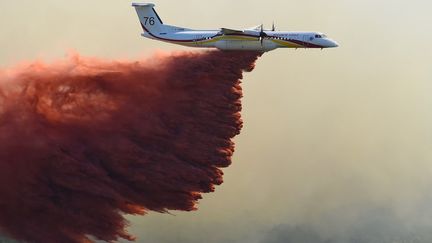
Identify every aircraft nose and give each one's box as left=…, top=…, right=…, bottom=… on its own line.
left=328, top=39, right=339, bottom=48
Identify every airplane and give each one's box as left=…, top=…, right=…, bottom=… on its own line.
left=132, top=3, right=339, bottom=52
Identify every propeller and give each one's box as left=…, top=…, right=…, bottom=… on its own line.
left=272, top=21, right=276, bottom=31
left=259, top=24, right=268, bottom=46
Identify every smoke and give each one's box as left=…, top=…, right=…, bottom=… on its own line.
left=0, top=50, right=262, bottom=243
left=261, top=206, right=432, bottom=243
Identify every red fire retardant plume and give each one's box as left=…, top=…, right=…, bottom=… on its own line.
left=0, top=50, right=262, bottom=243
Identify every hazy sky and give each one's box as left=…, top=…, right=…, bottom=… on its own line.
left=1, top=0, right=432, bottom=242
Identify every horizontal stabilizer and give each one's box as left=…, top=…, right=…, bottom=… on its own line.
left=132, top=3, right=155, bottom=7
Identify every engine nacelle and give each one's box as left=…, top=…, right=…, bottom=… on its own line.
left=243, top=30, right=260, bottom=37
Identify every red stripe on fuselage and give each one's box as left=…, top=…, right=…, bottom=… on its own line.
left=286, top=39, right=324, bottom=48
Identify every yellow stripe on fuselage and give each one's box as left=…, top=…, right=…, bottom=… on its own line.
left=271, top=39, right=304, bottom=48
left=158, top=35, right=304, bottom=48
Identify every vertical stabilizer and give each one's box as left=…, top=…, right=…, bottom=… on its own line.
left=132, top=3, right=164, bottom=34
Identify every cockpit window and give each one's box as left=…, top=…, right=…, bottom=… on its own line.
left=315, top=34, right=327, bottom=38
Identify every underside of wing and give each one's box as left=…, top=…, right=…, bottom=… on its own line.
left=220, top=28, right=244, bottom=35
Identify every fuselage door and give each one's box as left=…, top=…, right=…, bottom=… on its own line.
left=194, top=35, right=203, bottom=46
left=303, top=35, right=311, bottom=48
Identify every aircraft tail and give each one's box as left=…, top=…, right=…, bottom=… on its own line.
left=132, top=3, right=165, bottom=34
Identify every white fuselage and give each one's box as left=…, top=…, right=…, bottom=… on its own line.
left=142, top=29, right=338, bottom=52
left=133, top=3, right=339, bottom=52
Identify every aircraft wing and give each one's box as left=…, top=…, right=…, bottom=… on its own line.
left=220, top=28, right=244, bottom=35
left=246, top=25, right=262, bottom=31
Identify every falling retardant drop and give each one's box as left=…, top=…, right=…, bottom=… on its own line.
left=0, top=50, right=263, bottom=243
